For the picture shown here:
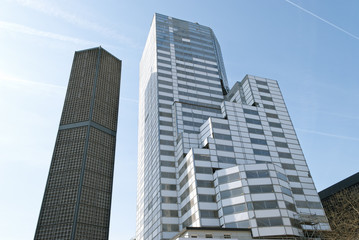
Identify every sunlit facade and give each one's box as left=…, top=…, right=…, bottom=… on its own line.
left=136, top=13, right=329, bottom=240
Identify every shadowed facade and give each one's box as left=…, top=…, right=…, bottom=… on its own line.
left=35, top=47, right=121, bottom=240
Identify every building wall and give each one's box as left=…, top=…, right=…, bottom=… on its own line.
left=35, top=47, right=121, bottom=240
left=136, top=14, right=329, bottom=240
left=319, top=173, right=359, bottom=239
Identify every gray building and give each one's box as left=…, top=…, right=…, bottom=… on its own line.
left=35, top=47, right=121, bottom=240
left=136, top=13, right=330, bottom=240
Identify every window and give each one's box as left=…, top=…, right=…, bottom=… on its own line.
left=160, top=130, right=173, bottom=136
left=285, top=201, right=297, bottom=212
left=223, top=203, right=246, bottom=215
left=290, top=218, right=302, bottom=228
left=246, top=118, right=261, bottom=125
left=212, top=122, right=229, bottom=130
left=162, top=197, right=177, bottom=203
left=253, top=149, right=270, bottom=156
left=291, top=187, right=304, bottom=194
left=276, top=172, right=288, bottom=181
left=213, top=133, right=232, bottom=140
left=250, top=138, right=267, bottom=145
left=216, top=144, right=234, bottom=152
left=195, top=167, right=212, bottom=174
left=269, top=122, right=282, bottom=128
left=162, top=224, right=179, bottom=232
left=281, top=186, right=292, bottom=196
left=218, top=156, right=236, bottom=164
left=263, top=104, right=276, bottom=110
left=159, top=111, right=172, bottom=118
left=160, top=150, right=174, bottom=156
left=158, top=95, right=173, bottom=101
left=161, top=184, right=176, bottom=191
left=296, top=200, right=322, bottom=209
left=272, top=131, right=285, bottom=137
left=266, top=113, right=278, bottom=119
left=194, top=154, right=211, bottom=161
left=248, top=128, right=264, bottom=135
left=247, top=200, right=278, bottom=210
left=200, top=210, right=218, bottom=218
left=221, top=188, right=243, bottom=199
left=278, top=152, right=292, bottom=158
left=160, top=161, right=175, bottom=167
left=218, top=172, right=240, bottom=184
left=260, top=95, right=272, bottom=101
left=162, top=210, right=178, bottom=217
left=258, top=88, right=270, bottom=93
left=257, top=217, right=283, bottom=227
left=243, top=108, right=259, bottom=115
left=160, top=139, right=174, bottom=146
left=246, top=170, right=270, bottom=178
left=225, top=220, right=250, bottom=228
left=281, top=163, right=296, bottom=170
left=249, top=185, right=274, bottom=193
left=205, top=234, right=213, bottom=238
left=275, top=141, right=288, bottom=148
left=256, top=80, right=268, bottom=86
left=198, top=194, right=216, bottom=202
left=161, top=172, right=176, bottom=178
left=287, top=175, right=300, bottom=182
left=197, top=180, right=214, bottom=188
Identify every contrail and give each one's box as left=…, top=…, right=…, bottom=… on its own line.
left=0, top=71, right=66, bottom=90
left=0, top=20, right=97, bottom=45
left=285, top=0, right=359, bottom=41
left=13, top=0, right=138, bottom=48
left=297, top=128, right=359, bottom=141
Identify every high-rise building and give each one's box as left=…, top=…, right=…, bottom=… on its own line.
left=136, top=13, right=329, bottom=240
left=35, top=47, right=121, bottom=240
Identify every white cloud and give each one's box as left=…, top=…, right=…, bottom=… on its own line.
left=12, top=0, right=137, bottom=48
left=0, top=70, right=65, bottom=90
left=0, top=20, right=98, bottom=46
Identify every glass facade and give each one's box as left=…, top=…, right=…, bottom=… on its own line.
left=136, top=13, right=329, bottom=240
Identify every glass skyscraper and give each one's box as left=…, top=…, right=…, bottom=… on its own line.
left=35, top=47, right=121, bottom=240
left=136, top=14, right=329, bottom=240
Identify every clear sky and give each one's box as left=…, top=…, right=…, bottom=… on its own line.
left=0, top=0, right=358, bottom=239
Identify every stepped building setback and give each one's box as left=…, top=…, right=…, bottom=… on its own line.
left=35, top=47, right=121, bottom=240
left=136, top=14, right=330, bottom=240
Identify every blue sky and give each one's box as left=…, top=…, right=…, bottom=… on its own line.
left=0, top=0, right=358, bottom=239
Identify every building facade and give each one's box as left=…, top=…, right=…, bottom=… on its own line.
left=319, top=172, right=359, bottom=239
left=136, top=13, right=329, bottom=240
left=35, top=47, right=121, bottom=240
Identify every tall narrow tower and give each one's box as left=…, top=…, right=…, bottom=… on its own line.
left=35, top=47, right=121, bottom=240
left=136, top=14, right=329, bottom=240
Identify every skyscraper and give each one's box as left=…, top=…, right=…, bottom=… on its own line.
left=35, top=47, right=121, bottom=240
left=136, top=14, right=330, bottom=240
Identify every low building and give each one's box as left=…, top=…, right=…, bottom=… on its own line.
left=319, top=172, right=359, bottom=239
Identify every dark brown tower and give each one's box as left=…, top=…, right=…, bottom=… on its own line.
left=35, top=47, right=121, bottom=240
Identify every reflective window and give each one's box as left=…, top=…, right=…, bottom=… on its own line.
left=221, top=188, right=243, bottom=199
left=257, top=217, right=283, bottom=227
left=218, top=172, right=240, bottom=184
left=246, top=170, right=270, bottom=178
left=249, top=185, right=274, bottom=193
left=223, top=203, right=246, bottom=215
left=253, top=149, right=270, bottom=156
